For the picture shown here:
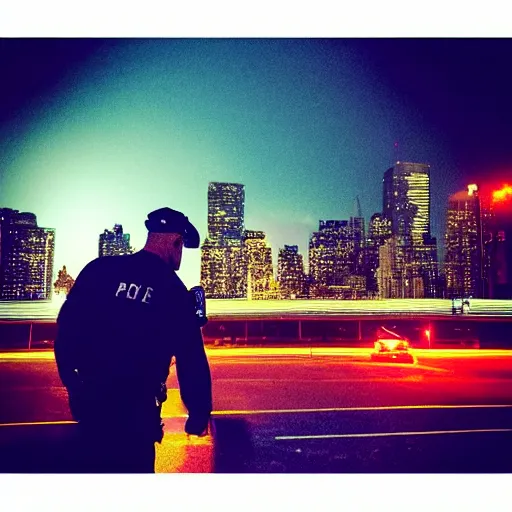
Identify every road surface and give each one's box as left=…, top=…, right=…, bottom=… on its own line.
left=1, top=347, right=512, bottom=472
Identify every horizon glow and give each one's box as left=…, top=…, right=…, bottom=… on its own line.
left=0, top=40, right=459, bottom=287
left=492, top=184, right=512, bottom=204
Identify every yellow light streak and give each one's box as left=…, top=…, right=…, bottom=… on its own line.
left=0, top=352, right=56, bottom=360
left=0, top=420, right=76, bottom=427
left=2, top=347, right=512, bottom=361
left=207, top=404, right=512, bottom=416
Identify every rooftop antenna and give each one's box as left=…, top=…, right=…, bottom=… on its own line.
left=394, top=141, right=400, bottom=164
left=355, top=196, right=363, bottom=219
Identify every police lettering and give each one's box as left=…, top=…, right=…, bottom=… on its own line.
left=142, top=287, right=153, bottom=304
left=115, top=282, right=153, bottom=304
left=127, top=283, right=141, bottom=300
left=115, top=282, right=127, bottom=297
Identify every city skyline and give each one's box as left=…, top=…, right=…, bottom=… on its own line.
left=0, top=208, right=55, bottom=300
left=2, top=9, right=512, bottom=505
left=98, top=224, right=133, bottom=258
left=1, top=39, right=512, bottom=288
left=1, top=175, right=510, bottom=297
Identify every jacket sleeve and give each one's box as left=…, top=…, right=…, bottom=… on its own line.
left=54, top=260, right=99, bottom=389
left=172, top=285, right=212, bottom=420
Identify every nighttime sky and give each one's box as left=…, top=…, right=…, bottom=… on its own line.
left=1, top=38, right=511, bottom=287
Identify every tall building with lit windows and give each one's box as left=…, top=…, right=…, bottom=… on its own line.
left=419, top=233, right=440, bottom=298
left=308, top=220, right=366, bottom=298
left=480, top=191, right=495, bottom=297
left=277, top=245, right=305, bottom=299
left=444, top=185, right=484, bottom=298
left=207, top=182, right=245, bottom=244
left=243, top=230, right=276, bottom=300
left=377, top=235, right=401, bottom=298
left=309, top=220, right=350, bottom=288
left=382, top=162, right=436, bottom=297
left=383, top=162, right=431, bottom=244
left=366, top=213, right=392, bottom=295
left=349, top=215, right=365, bottom=276
left=488, top=185, right=512, bottom=299
left=201, top=182, right=247, bottom=298
left=201, top=240, right=246, bottom=298
left=377, top=234, right=423, bottom=299
left=0, top=208, right=55, bottom=300
left=98, top=224, right=133, bottom=257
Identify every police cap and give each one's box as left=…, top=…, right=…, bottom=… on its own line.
left=145, top=207, right=200, bottom=248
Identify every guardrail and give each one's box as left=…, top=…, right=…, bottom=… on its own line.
left=2, top=316, right=512, bottom=350
left=1, top=298, right=512, bottom=320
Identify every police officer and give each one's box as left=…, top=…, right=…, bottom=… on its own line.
left=54, top=207, right=212, bottom=473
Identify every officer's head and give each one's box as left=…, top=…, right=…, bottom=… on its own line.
left=144, top=207, right=200, bottom=270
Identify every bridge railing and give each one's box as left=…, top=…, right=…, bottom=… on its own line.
left=2, top=316, right=512, bottom=350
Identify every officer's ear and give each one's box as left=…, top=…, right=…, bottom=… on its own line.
left=173, top=235, right=184, bottom=249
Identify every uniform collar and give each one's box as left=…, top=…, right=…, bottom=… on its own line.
left=138, top=249, right=169, bottom=267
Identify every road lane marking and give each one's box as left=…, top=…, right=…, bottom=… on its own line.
left=2, top=404, right=512, bottom=427
left=215, top=377, right=429, bottom=383
left=205, top=358, right=453, bottom=373
left=275, top=428, right=512, bottom=441
left=344, top=361, right=450, bottom=372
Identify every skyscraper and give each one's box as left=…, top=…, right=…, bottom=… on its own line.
left=383, top=161, right=431, bottom=244
left=377, top=235, right=423, bottom=299
left=309, top=220, right=351, bottom=290
left=350, top=197, right=366, bottom=276
left=244, top=230, right=276, bottom=300
left=308, top=220, right=366, bottom=298
left=0, top=208, right=55, bottom=300
left=488, top=185, right=512, bottom=299
left=99, top=224, right=133, bottom=257
left=366, top=213, right=392, bottom=295
left=201, top=240, right=246, bottom=298
left=277, top=245, right=305, bottom=299
left=207, top=182, right=245, bottom=244
left=201, top=182, right=247, bottom=298
left=480, top=191, right=495, bottom=297
left=349, top=216, right=365, bottom=276
left=419, top=233, right=440, bottom=298
left=444, top=185, right=483, bottom=298
left=382, top=161, right=435, bottom=298
left=377, top=235, right=401, bottom=299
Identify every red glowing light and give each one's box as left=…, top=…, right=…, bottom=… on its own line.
left=492, top=184, right=512, bottom=203
left=425, top=330, right=431, bottom=339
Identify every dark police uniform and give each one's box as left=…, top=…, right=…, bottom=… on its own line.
left=54, top=208, right=212, bottom=473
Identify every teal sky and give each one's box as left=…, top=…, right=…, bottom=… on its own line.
left=1, top=39, right=456, bottom=287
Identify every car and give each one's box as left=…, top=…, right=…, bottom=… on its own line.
left=451, top=297, right=471, bottom=315
left=370, top=326, right=415, bottom=364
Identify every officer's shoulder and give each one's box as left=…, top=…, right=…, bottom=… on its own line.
left=84, top=256, right=115, bottom=271
left=77, top=257, right=101, bottom=276
left=168, top=270, right=188, bottom=292
left=78, top=255, right=127, bottom=278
